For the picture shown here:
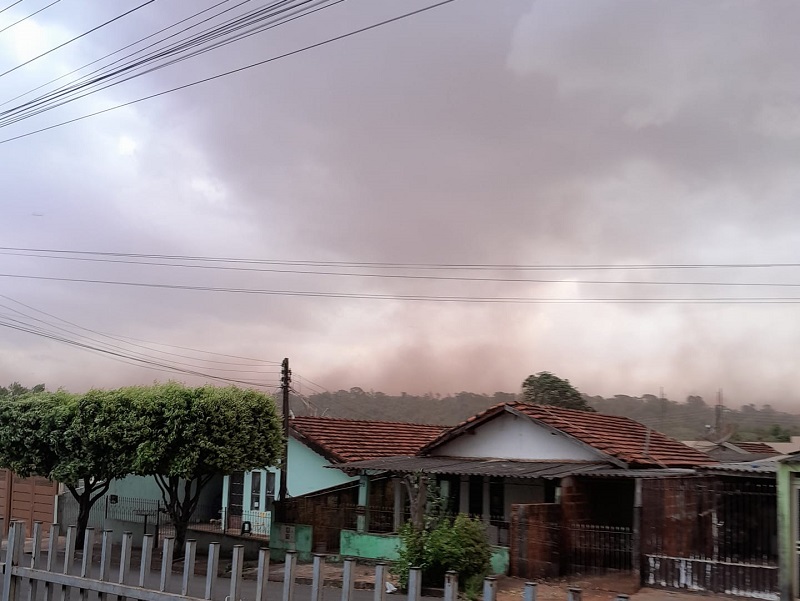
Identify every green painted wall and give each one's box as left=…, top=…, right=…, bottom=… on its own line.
left=490, top=546, right=509, bottom=575
left=777, top=463, right=799, bottom=601
left=224, top=436, right=356, bottom=513
left=340, top=530, right=402, bottom=561
left=338, top=530, right=510, bottom=576
left=269, top=522, right=313, bottom=562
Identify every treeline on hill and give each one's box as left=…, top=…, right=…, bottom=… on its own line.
left=291, top=388, right=800, bottom=442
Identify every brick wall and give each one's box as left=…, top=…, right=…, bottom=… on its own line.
left=509, top=503, right=562, bottom=579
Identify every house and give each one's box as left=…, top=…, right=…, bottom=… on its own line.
left=683, top=439, right=780, bottom=462
left=221, top=416, right=446, bottom=540
left=0, top=470, right=59, bottom=536
left=334, top=402, right=712, bottom=573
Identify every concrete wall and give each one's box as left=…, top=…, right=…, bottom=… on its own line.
left=340, top=530, right=402, bottom=561
left=777, top=463, right=800, bottom=601
left=338, top=530, right=509, bottom=575
left=430, top=412, right=602, bottom=461
left=269, top=522, right=313, bottom=562
left=490, top=546, right=509, bottom=575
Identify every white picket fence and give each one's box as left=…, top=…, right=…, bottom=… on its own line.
left=0, top=521, right=627, bottom=601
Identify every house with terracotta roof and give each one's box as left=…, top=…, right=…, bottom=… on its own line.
left=219, top=416, right=446, bottom=537
left=334, top=402, right=713, bottom=575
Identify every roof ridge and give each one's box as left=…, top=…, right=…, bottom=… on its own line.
left=290, top=415, right=449, bottom=428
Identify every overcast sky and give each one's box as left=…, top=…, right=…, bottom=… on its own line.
left=1, top=0, right=800, bottom=409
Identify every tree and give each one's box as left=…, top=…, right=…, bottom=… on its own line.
left=0, top=382, right=45, bottom=400
left=520, top=371, right=595, bottom=411
left=126, top=382, right=282, bottom=551
left=0, top=389, right=135, bottom=547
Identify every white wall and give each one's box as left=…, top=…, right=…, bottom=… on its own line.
left=430, top=411, right=604, bottom=461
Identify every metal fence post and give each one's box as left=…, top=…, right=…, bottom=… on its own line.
left=79, top=528, right=95, bottom=601
left=374, top=563, right=387, bottom=601
left=159, top=537, right=175, bottom=593
left=28, top=522, right=43, bottom=601
left=181, top=540, right=197, bottom=597
left=282, top=550, right=297, bottom=601
left=311, top=553, right=325, bottom=601
left=230, top=544, right=245, bottom=601
left=483, top=576, right=497, bottom=601
left=2, top=521, right=23, bottom=601
left=568, top=587, right=582, bottom=601
left=255, top=548, right=270, bottom=601
left=205, top=542, right=220, bottom=600
left=444, top=571, right=458, bottom=601
left=98, top=530, right=112, bottom=601
left=341, top=557, right=355, bottom=601
left=524, top=582, right=537, bottom=601
left=139, top=534, right=154, bottom=588
left=407, top=567, right=422, bottom=601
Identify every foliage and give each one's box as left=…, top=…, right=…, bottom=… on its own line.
left=123, top=382, right=283, bottom=550
left=0, top=382, right=45, bottom=401
left=394, top=514, right=491, bottom=590
left=521, top=372, right=595, bottom=411
left=0, top=389, right=136, bottom=547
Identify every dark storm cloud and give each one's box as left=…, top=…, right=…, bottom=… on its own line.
left=2, top=0, right=800, bottom=407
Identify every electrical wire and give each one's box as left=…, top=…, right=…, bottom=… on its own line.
left=1, top=247, right=798, bottom=271
left=0, top=293, right=282, bottom=367
left=0, top=0, right=236, bottom=108
left=0, top=318, right=279, bottom=388
left=2, top=272, right=800, bottom=303
left=0, top=0, right=59, bottom=35
left=2, top=249, right=800, bottom=288
left=0, top=0, right=24, bottom=16
left=0, top=0, right=340, bottom=126
left=0, top=300, right=282, bottom=374
left=0, top=1, right=157, bottom=79
left=0, top=0, right=460, bottom=144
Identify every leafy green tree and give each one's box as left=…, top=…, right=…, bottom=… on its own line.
left=0, top=389, right=135, bottom=547
left=520, top=372, right=595, bottom=411
left=0, top=382, right=45, bottom=400
left=126, top=382, right=282, bottom=550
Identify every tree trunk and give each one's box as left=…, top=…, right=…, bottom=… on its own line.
left=75, top=495, right=91, bottom=551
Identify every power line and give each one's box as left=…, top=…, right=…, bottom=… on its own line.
left=0, top=293, right=282, bottom=366
left=1, top=246, right=799, bottom=271
left=0, top=0, right=235, bottom=108
left=0, top=318, right=279, bottom=388
left=0, top=1, right=25, bottom=16
left=0, top=299, right=282, bottom=375
left=0, top=0, right=341, bottom=126
left=0, top=0, right=156, bottom=79
left=4, top=272, right=800, bottom=303
left=0, top=0, right=460, bottom=144
left=2, top=249, right=800, bottom=288
left=0, top=0, right=59, bottom=35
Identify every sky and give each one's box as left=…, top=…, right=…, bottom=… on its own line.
left=1, top=0, right=800, bottom=409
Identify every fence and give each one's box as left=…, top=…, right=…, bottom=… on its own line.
left=0, top=520, right=550, bottom=601
left=58, top=494, right=269, bottom=545
left=641, top=476, right=778, bottom=599
left=565, top=524, right=633, bottom=574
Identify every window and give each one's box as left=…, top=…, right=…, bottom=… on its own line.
left=251, top=471, right=262, bottom=510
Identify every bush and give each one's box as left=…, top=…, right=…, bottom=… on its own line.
left=394, top=514, right=491, bottom=590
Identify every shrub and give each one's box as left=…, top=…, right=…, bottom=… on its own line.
left=394, top=514, right=491, bottom=590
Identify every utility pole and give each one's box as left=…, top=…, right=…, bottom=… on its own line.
left=714, top=388, right=724, bottom=436
left=279, top=357, right=291, bottom=502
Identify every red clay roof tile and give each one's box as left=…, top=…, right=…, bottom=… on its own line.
left=290, top=416, right=448, bottom=464
left=422, top=402, right=714, bottom=468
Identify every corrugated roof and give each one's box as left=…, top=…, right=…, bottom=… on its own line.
left=735, top=442, right=780, bottom=455
left=421, top=403, right=714, bottom=468
left=290, top=416, right=447, bottom=464
left=699, top=461, right=777, bottom=476
left=330, top=456, right=614, bottom=479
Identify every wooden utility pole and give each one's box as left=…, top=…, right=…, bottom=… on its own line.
left=279, top=358, right=291, bottom=502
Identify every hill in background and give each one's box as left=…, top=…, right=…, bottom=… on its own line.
left=288, top=388, right=799, bottom=443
